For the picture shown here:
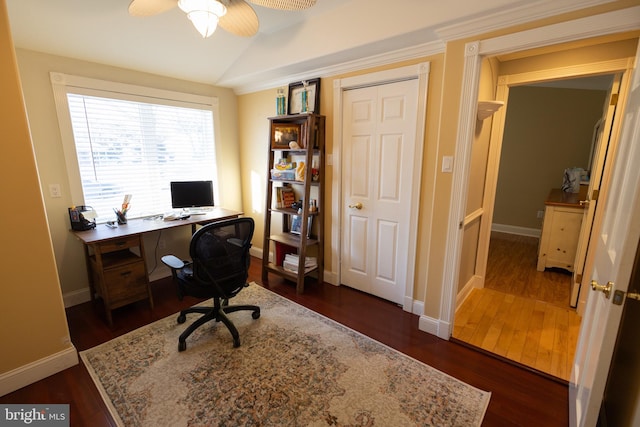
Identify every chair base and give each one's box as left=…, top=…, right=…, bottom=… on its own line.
left=177, top=297, right=260, bottom=351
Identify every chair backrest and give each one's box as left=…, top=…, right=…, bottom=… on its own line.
left=189, top=217, right=255, bottom=298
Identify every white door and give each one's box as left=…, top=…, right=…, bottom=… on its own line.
left=571, top=74, right=622, bottom=310
left=340, top=79, right=419, bottom=305
left=570, top=51, right=640, bottom=427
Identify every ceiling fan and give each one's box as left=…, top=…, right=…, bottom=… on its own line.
left=128, top=0, right=317, bottom=38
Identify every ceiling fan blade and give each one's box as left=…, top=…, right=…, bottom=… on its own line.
left=219, top=0, right=259, bottom=37
left=128, top=0, right=178, bottom=16
left=247, top=0, right=316, bottom=11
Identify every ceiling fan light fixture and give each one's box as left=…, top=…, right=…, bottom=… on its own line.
left=178, top=0, right=227, bottom=38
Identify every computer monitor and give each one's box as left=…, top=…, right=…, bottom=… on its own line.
left=170, top=181, right=214, bottom=209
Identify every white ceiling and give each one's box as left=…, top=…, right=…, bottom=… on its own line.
left=6, top=0, right=614, bottom=93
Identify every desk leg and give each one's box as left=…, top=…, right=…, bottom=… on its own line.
left=106, top=309, right=114, bottom=328
left=138, top=236, right=155, bottom=310
left=83, top=244, right=96, bottom=303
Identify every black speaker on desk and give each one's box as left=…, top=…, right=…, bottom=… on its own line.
left=68, top=206, right=96, bottom=231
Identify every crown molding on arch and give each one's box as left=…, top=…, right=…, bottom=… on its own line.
left=232, top=40, right=445, bottom=95
left=434, top=0, right=616, bottom=42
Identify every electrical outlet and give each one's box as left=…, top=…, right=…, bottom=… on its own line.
left=537, top=210, right=544, bottom=219
left=49, top=183, right=62, bottom=198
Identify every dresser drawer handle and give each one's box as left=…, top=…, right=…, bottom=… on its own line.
left=120, top=271, right=132, bottom=277
left=115, top=241, right=127, bottom=246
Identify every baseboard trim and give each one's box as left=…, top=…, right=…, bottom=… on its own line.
left=63, top=287, right=91, bottom=308
left=249, top=246, right=263, bottom=260
left=0, top=346, right=78, bottom=397
left=456, top=275, right=482, bottom=310
left=419, top=314, right=450, bottom=340
left=404, top=297, right=424, bottom=316
left=149, top=267, right=171, bottom=283
left=492, top=223, right=541, bottom=238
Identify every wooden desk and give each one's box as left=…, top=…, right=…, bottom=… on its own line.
left=73, top=207, right=242, bottom=326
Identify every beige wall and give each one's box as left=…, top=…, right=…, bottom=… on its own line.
left=0, top=1, right=73, bottom=379
left=494, top=86, right=607, bottom=229
left=14, top=49, right=243, bottom=296
left=238, top=55, right=445, bottom=302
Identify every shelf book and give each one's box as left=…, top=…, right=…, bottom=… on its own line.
left=275, top=186, right=295, bottom=209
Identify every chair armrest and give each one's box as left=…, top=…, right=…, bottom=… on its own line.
left=161, top=255, right=186, bottom=270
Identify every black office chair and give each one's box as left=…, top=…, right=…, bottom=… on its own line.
left=161, top=217, right=260, bottom=351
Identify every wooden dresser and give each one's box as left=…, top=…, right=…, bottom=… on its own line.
left=537, top=188, right=586, bottom=272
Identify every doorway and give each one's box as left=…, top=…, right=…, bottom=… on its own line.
left=454, top=74, right=613, bottom=380
left=450, top=40, right=637, bottom=380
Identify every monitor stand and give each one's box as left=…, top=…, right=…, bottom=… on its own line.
left=182, top=207, right=212, bottom=215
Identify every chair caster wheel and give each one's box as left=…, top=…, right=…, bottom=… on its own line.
left=178, top=341, right=187, bottom=352
left=177, top=314, right=186, bottom=324
left=252, top=311, right=260, bottom=319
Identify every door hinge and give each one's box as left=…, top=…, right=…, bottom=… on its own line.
left=591, top=189, right=599, bottom=201
left=576, top=273, right=583, bottom=284
left=610, top=93, right=619, bottom=106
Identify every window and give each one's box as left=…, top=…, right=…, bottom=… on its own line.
left=51, top=73, right=220, bottom=222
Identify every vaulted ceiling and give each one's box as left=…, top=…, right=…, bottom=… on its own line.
left=6, top=0, right=612, bottom=93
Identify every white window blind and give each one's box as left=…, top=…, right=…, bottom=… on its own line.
left=51, top=73, right=219, bottom=222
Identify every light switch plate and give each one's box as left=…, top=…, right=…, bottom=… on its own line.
left=442, top=156, right=453, bottom=173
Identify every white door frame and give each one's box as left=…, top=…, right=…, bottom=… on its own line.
left=439, top=6, right=640, bottom=339
left=332, top=63, right=430, bottom=312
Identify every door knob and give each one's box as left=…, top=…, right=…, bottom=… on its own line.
left=349, top=202, right=363, bottom=210
left=591, top=280, right=613, bottom=299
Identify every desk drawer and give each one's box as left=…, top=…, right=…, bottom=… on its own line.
left=103, top=261, right=148, bottom=308
left=98, top=236, right=141, bottom=254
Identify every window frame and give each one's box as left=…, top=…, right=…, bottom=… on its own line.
left=50, top=72, right=222, bottom=221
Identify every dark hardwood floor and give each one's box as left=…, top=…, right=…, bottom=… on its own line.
left=1, top=257, right=569, bottom=426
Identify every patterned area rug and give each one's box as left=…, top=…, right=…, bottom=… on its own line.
left=81, top=283, right=490, bottom=426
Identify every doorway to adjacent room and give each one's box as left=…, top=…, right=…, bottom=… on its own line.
left=453, top=51, right=633, bottom=381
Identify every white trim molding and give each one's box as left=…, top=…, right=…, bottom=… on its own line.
left=492, top=223, right=542, bottom=238
left=62, top=287, right=91, bottom=308
left=0, top=346, right=78, bottom=397
left=232, top=41, right=443, bottom=95
left=435, top=0, right=616, bottom=42
left=419, top=314, right=451, bottom=340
